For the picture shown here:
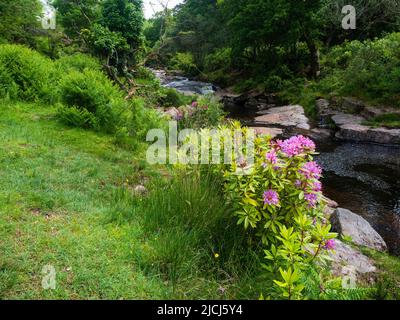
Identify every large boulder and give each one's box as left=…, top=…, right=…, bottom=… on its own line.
left=329, top=239, right=377, bottom=285
left=254, top=105, right=311, bottom=130
left=331, top=113, right=364, bottom=126
left=330, top=208, right=387, bottom=252
left=331, top=113, right=400, bottom=145
left=336, top=125, right=400, bottom=145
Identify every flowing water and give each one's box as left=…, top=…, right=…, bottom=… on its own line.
left=155, top=70, right=400, bottom=255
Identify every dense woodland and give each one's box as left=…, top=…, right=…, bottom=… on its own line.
left=1, top=0, right=400, bottom=300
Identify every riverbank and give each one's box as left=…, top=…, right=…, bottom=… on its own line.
left=154, top=69, right=400, bottom=257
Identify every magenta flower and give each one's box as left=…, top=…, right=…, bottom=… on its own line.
left=297, top=135, right=316, bottom=151
left=278, top=136, right=316, bottom=157
left=263, top=190, right=279, bottom=206
left=294, top=179, right=303, bottom=188
left=311, top=180, right=322, bottom=192
left=323, top=239, right=336, bottom=251
left=265, top=150, right=278, bottom=164
left=299, top=161, right=322, bottom=180
left=191, top=101, right=198, bottom=108
left=304, top=193, right=318, bottom=208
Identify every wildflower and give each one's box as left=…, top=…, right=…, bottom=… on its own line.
left=174, top=110, right=184, bottom=121
left=294, top=179, right=302, bottom=188
left=311, top=180, right=322, bottom=192
left=299, top=161, right=322, bottom=180
left=265, top=150, right=278, bottom=164
left=278, top=135, right=316, bottom=157
left=304, top=193, right=318, bottom=208
left=191, top=101, right=198, bottom=108
left=263, top=190, right=279, bottom=206
left=214, top=253, right=220, bottom=259
left=323, top=239, right=336, bottom=251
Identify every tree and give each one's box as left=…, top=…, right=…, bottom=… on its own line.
left=52, top=0, right=102, bottom=39
left=320, top=0, right=400, bottom=46
left=221, top=0, right=324, bottom=78
left=102, top=0, right=144, bottom=67
left=0, top=0, right=42, bottom=45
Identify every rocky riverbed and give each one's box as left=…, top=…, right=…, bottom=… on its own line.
left=153, top=70, right=400, bottom=259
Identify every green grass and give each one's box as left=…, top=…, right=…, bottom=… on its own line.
left=0, top=101, right=264, bottom=299
left=0, top=100, right=168, bottom=299
left=363, top=113, right=400, bottom=129
left=361, top=248, right=400, bottom=300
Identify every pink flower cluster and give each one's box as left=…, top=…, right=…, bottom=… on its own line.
left=265, top=150, right=278, bottom=164
left=263, top=189, right=279, bottom=206
left=299, top=161, right=322, bottom=180
left=323, top=239, right=336, bottom=251
left=304, top=193, right=318, bottom=208
left=276, top=135, right=316, bottom=158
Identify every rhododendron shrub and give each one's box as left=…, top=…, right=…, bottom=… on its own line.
left=217, top=123, right=337, bottom=299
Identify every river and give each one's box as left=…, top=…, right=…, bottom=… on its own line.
left=154, top=70, right=400, bottom=255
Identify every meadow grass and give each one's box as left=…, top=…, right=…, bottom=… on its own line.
left=0, top=101, right=264, bottom=299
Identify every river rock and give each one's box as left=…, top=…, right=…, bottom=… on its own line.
left=336, top=124, right=400, bottom=145
left=341, top=97, right=367, bottom=114
left=254, top=105, right=311, bottom=130
left=330, top=208, right=387, bottom=252
left=309, top=128, right=332, bottom=141
left=164, top=107, right=181, bottom=119
left=329, top=239, right=377, bottom=285
left=331, top=113, right=364, bottom=126
left=249, top=127, right=283, bottom=138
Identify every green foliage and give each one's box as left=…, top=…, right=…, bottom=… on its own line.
left=55, top=53, right=102, bottom=73
left=212, top=122, right=337, bottom=299
left=315, top=32, right=400, bottom=108
left=204, top=47, right=233, bottom=86
left=363, top=114, right=400, bottom=129
left=339, top=33, right=400, bottom=107
left=129, top=97, right=166, bottom=141
left=82, top=23, right=130, bottom=61
left=179, top=95, right=226, bottom=129
left=159, top=88, right=185, bottom=108
left=101, top=0, right=144, bottom=67
left=108, top=170, right=265, bottom=298
left=0, top=44, right=55, bottom=102
left=0, top=0, right=42, bottom=45
left=58, top=69, right=128, bottom=133
left=53, top=0, right=102, bottom=38
left=169, top=52, right=198, bottom=75
left=363, top=249, right=400, bottom=300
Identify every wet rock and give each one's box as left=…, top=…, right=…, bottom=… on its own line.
left=309, top=128, right=332, bottom=141
left=341, top=97, right=367, bottom=114
left=254, top=105, right=311, bottom=130
left=336, top=124, right=400, bottom=145
left=249, top=127, right=283, bottom=138
left=329, top=239, right=377, bottom=285
left=330, top=208, right=387, bottom=252
left=330, top=113, right=400, bottom=145
left=361, top=106, right=385, bottom=119
left=331, top=113, right=364, bottom=126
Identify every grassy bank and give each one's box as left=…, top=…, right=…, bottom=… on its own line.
left=0, top=101, right=263, bottom=299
